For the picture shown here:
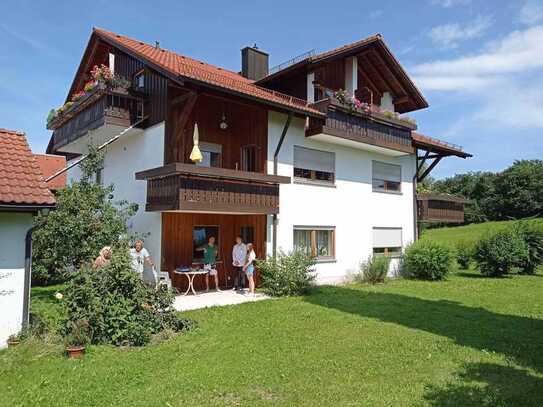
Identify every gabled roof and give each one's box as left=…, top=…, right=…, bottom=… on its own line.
left=34, top=154, right=66, bottom=191
left=257, top=34, right=428, bottom=113
left=412, top=132, right=472, bottom=158
left=0, top=129, right=56, bottom=207
left=67, top=28, right=323, bottom=118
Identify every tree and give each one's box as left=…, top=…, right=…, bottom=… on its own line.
left=491, top=160, right=543, bottom=220
left=32, top=147, right=138, bottom=285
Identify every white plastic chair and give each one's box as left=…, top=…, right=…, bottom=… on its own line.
left=156, top=269, right=172, bottom=290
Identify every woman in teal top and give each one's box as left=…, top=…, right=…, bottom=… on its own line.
left=203, top=236, right=220, bottom=291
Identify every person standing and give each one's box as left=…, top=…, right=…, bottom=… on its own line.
left=232, top=236, right=247, bottom=291
left=130, top=239, right=154, bottom=284
left=243, top=243, right=257, bottom=296
left=203, top=236, right=220, bottom=292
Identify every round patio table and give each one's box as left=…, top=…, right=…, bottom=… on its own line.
left=174, top=269, right=208, bottom=295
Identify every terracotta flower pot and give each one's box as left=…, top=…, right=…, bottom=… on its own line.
left=7, top=339, right=20, bottom=348
left=66, top=346, right=86, bottom=359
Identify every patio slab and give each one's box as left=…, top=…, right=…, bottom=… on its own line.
left=173, top=289, right=270, bottom=311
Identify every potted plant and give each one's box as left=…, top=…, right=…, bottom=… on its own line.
left=65, top=319, right=90, bottom=359
left=7, top=333, right=21, bottom=348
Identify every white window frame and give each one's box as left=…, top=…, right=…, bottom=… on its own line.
left=293, top=225, right=336, bottom=262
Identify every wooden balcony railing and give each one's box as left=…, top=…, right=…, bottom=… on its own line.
left=306, top=97, right=415, bottom=154
left=48, top=87, right=144, bottom=151
left=417, top=194, right=467, bottom=224
left=135, top=163, right=290, bottom=214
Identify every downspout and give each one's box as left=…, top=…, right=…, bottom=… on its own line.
left=413, top=148, right=419, bottom=241
left=22, top=224, right=39, bottom=330
left=272, top=112, right=293, bottom=258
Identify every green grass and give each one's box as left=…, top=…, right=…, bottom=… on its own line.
left=1, top=271, right=543, bottom=406
left=421, top=218, right=543, bottom=248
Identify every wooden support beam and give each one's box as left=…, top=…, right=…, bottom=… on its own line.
left=168, top=92, right=198, bottom=163
left=418, top=156, right=443, bottom=182
left=417, top=150, right=430, bottom=173
left=367, top=49, right=410, bottom=98
left=171, top=91, right=197, bottom=106
left=357, top=65, right=382, bottom=101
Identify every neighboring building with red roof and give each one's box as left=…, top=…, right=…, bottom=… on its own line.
left=0, top=128, right=55, bottom=348
left=34, top=154, right=67, bottom=192
left=45, top=28, right=471, bottom=289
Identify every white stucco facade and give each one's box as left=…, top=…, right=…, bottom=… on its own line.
left=267, top=111, right=416, bottom=284
left=0, top=212, right=33, bottom=348
left=67, top=123, right=165, bottom=283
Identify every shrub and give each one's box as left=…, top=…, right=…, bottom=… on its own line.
left=257, top=250, right=316, bottom=297
left=514, top=222, right=543, bottom=274
left=403, top=240, right=454, bottom=280
left=32, top=147, right=138, bottom=285
left=455, top=241, right=473, bottom=269
left=62, top=244, right=195, bottom=346
left=474, top=228, right=529, bottom=277
left=357, top=256, right=390, bottom=284
left=64, top=320, right=90, bottom=348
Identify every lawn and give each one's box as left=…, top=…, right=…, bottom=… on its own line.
left=420, top=218, right=543, bottom=248
left=1, top=271, right=543, bottom=406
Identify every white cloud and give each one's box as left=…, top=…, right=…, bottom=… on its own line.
left=429, top=15, right=493, bottom=48
left=430, top=0, right=472, bottom=8
left=519, top=0, right=543, bottom=25
left=411, top=25, right=543, bottom=128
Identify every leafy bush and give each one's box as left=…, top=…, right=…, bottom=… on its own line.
left=474, top=228, right=529, bottom=277
left=357, top=256, right=390, bottom=284
left=514, top=222, right=543, bottom=274
left=32, top=148, right=138, bottom=285
left=455, top=241, right=473, bottom=269
left=64, top=320, right=90, bottom=347
left=403, top=240, right=454, bottom=280
left=258, top=250, right=316, bottom=297
left=62, top=244, right=195, bottom=346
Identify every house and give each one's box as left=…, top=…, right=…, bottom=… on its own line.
left=0, top=129, right=55, bottom=348
left=34, top=154, right=67, bottom=192
left=45, top=28, right=470, bottom=289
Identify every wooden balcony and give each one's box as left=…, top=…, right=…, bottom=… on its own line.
left=417, top=194, right=468, bottom=224
left=306, top=97, right=415, bottom=155
left=48, top=86, right=144, bottom=152
left=135, top=163, right=290, bottom=214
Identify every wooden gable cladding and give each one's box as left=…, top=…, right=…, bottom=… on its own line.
left=314, top=59, right=345, bottom=93
left=161, top=212, right=266, bottom=290
left=164, top=92, right=268, bottom=171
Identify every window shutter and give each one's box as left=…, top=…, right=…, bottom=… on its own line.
left=373, top=161, right=401, bottom=182
left=294, top=146, right=335, bottom=173
left=373, top=227, right=402, bottom=248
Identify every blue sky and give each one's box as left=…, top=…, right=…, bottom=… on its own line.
left=1, top=0, right=542, bottom=178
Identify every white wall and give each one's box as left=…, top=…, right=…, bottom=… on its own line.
left=267, top=111, right=416, bottom=284
left=0, top=212, right=33, bottom=348
left=67, top=123, right=165, bottom=283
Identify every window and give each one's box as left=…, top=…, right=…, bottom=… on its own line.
left=372, top=161, right=401, bottom=193
left=373, top=227, right=402, bottom=257
left=134, top=71, right=145, bottom=89
left=196, top=142, right=222, bottom=168
left=293, top=226, right=335, bottom=261
left=193, top=226, right=219, bottom=262
left=241, top=145, right=258, bottom=172
left=293, top=146, right=335, bottom=185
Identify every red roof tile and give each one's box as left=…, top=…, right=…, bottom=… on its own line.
left=34, top=154, right=66, bottom=191
left=0, top=129, right=56, bottom=206
left=93, top=28, right=323, bottom=117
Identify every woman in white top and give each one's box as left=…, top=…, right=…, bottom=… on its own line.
left=243, top=243, right=256, bottom=296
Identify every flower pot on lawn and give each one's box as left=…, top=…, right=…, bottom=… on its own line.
left=66, top=346, right=86, bottom=359
left=7, top=339, right=21, bottom=348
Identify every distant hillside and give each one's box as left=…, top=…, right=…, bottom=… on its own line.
left=421, top=218, right=543, bottom=248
